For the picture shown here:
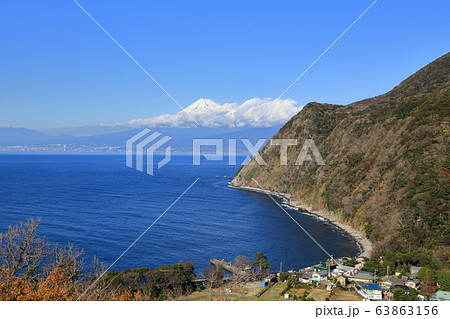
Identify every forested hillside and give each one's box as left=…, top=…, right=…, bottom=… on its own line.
left=233, top=53, right=450, bottom=262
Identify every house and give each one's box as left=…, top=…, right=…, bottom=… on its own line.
left=405, top=279, right=420, bottom=290
left=350, top=271, right=375, bottom=283
left=300, top=273, right=313, bottom=284
left=292, top=272, right=303, bottom=279
left=390, top=284, right=410, bottom=292
left=355, top=262, right=365, bottom=270
left=303, top=266, right=314, bottom=272
left=356, top=283, right=383, bottom=300
left=337, top=265, right=356, bottom=276
left=312, top=270, right=328, bottom=282
left=331, top=268, right=343, bottom=278
left=265, top=274, right=278, bottom=283
left=356, top=257, right=366, bottom=263
left=381, top=277, right=405, bottom=288
left=364, top=284, right=383, bottom=300
left=355, top=257, right=367, bottom=270
left=430, top=291, right=450, bottom=301
left=314, top=263, right=328, bottom=272
left=336, top=275, right=347, bottom=287
left=410, top=266, right=422, bottom=274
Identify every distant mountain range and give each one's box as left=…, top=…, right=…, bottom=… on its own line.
left=0, top=125, right=282, bottom=153
left=0, top=127, right=50, bottom=145
left=0, top=97, right=301, bottom=152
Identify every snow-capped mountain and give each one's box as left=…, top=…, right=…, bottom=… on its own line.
left=181, top=98, right=221, bottom=114
left=121, top=98, right=302, bottom=128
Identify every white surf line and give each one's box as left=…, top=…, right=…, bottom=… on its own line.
left=251, top=0, right=379, bottom=126
left=72, top=0, right=200, bottom=126
left=252, top=178, right=343, bottom=268
left=77, top=178, right=199, bottom=301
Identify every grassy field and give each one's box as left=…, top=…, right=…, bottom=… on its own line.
left=179, top=283, right=364, bottom=301
left=243, top=282, right=266, bottom=297
left=287, top=287, right=310, bottom=298
left=259, top=282, right=289, bottom=299
left=330, top=290, right=363, bottom=301
left=307, top=288, right=329, bottom=301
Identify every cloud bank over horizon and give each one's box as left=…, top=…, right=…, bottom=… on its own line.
left=114, top=98, right=302, bottom=128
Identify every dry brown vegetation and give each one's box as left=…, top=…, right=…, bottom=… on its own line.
left=233, top=53, right=450, bottom=257
left=0, top=218, right=192, bottom=301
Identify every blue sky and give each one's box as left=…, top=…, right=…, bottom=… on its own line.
left=0, top=0, right=449, bottom=129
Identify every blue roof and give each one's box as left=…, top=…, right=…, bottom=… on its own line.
left=365, top=283, right=382, bottom=290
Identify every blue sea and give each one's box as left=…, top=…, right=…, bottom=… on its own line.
left=0, top=153, right=359, bottom=273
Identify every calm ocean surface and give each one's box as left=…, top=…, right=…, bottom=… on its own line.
left=0, top=153, right=359, bottom=273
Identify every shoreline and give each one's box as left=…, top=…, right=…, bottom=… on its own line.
left=229, top=183, right=373, bottom=259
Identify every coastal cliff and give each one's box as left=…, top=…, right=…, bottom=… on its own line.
left=232, top=53, right=450, bottom=255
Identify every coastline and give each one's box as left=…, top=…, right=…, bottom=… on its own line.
left=229, top=183, right=373, bottom=259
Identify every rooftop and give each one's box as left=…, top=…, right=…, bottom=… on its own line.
left=338, top=265, right=356, bottom=272
left=302, top=273, right=313, bottom=279
left=316, top=270, right=328, bottom=276
left=364, top=283, right=382, bottom=290
left=431, top=291, right=450, bottom=301
left=353, top=271, right=375, bottom=280
left=391, top=284, right=410, bottom=291
left=383, top=277, right=405, bottom=286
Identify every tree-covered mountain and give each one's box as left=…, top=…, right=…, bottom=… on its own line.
left=232, top=53, right=450, bottom=260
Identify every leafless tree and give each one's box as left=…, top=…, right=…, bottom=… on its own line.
left=234, top=255, right=252, bottom=270
left=231, top=255, right=254, bottom=283
left=201, top=264, right=224, bottom=300
left=202, top=264, right=224, bottom=286
left=75, top=256, right=117, bottom=301
left=0, top=218, right=51, bottom=278
left=47, top=243, right=85, bottom=279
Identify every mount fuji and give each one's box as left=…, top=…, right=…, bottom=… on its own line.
left=1, top=98, right=302, bottom=152
left=121, top=97, right=302, bottom=128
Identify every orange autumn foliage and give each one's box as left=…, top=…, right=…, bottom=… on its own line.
left=0, top=267, right=74, bottom=301
left=0, top=266, right=147, bottom=301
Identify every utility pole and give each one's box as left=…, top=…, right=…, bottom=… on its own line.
left=280, top=262, right=282, bottom=273
left=330, top=255, right=333, bottom=277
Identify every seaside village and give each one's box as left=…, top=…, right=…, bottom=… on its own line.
left=271, top=257, right=422, bottom=301
left=256, top=257, right=449, bottom=301
left=192, top=256, right=450, bottom=301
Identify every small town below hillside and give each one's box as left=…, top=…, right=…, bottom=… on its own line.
left=180, top=253, right=450, bottom=302
left=0, top=144, right=122, bottom=153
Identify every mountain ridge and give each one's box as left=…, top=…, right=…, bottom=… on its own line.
left=232, top=52, right=450, bottom=257
left=0, top=126, right=281, bottom=153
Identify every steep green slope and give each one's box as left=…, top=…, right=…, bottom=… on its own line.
left=233, top=53, right=450, bottom=258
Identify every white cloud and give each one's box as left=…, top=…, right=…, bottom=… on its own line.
left=117, top=98, right=302, bottom=128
